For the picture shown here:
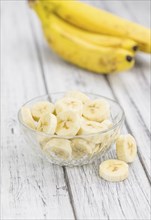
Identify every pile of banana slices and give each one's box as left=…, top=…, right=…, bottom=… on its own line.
left=21, top=91, right=137, bottom=182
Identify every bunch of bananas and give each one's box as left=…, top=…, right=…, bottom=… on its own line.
left=29, top=0, right=150, bottom=74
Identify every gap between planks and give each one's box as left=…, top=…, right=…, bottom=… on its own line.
left=99, top=0, right=151, bottom=181
left=90, top=0, right=150, bottom=179
left=27, top=1, right=151, bottom=219
left=28, top=14, right=151, bottom=187
left=28, top=9, right=77, bottom=219
left=104, top=76, right=151, bottom=184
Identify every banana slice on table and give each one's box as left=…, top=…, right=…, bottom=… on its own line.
left=99, top=159, right=129, bottom=182
left=37, top=113, right=57, bottom=134
left=83, top=99, right=110, bottom=122
left=43, top=138, right=72, bottom=160
left=55, top=97, right=83, bottom=115
left=65, top=91, right=89, bottom=104
left=71, top=138, right=95, bottom=158
left=21, top=107, right=35, bottom=129
left=56, top=111, right=81, bottom=136
left=31, top=101, right=55, bottom=121
left=116, top=134, right=137, bottom=163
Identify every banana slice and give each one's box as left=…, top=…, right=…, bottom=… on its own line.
left=81, top=116, right=89, bottom=122
left=71, top=138, right=95, bottom=158
left=78, top=119, right=112, bottom=135
left=55, top=97, right=83, bottom=115
left=31, top=101, right=54, bottom=121
left=43, top=138, right=72, bottom=160
left=37, top=113, right=57, bottom=134
left=116, top=134, right=137, bottom=163
left=65, top=91, right=89, bottom=104
left=83, top=99, right=110, bottom=122
left=37, top=135, right=51, bottom=149
left=99, top=159, right=129, bottom=182
left=56, top=110, right=81, bottom=136
left=21, top=107, right=35, bottom=129
left=99, top=120, right=113, bottom=133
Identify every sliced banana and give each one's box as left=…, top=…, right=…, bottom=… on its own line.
left=37, top=113, right=57, bottom=134
left=116, top=134, right=137, bottom=163
left=83, top=99, right=110, bottom=122
left=71, top=138, right=95, bottom=158
left=78, top=120, right=112, bottom=145
left=56, top=110, right=81, bottom=136
left=21, top=107, right=35, bottom=129
left=31, top=101, right=55, bottom=121
left=81, top=116, right=89, bottom=122
left=55, top=97, right=83, bottom=115
left=78, top=119, right=112, bottom=135
left=101, top=119, right=113, bottom=128
left=43, top=138, right=72, bottom=160
left=65, top=91, right=89, bottom=104
left=99, top=159, right=129, bottom=182
left=37, top=135, right=51, bottom=149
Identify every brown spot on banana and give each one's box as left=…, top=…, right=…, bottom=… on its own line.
left=47, top=37, right=53, bottom=45
left=43, top=6, right=54, bottom=15
left=65, top=15, right=72, bottom=20
left=99, top=58, right=117, bottom=73
left=28, top=0, right=37, bottom=7
left=110, top=67, right=117, bottom=72
left=100, top=57, right=117, bottom=65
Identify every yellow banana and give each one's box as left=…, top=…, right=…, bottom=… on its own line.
left=29, top=0, right=138, bottom=53
left=45, top=13, right=138, bottom=53
left=71, top=32, right=138, bottom=53
left=40, top=0, right=151, bottom=53
left=45, top=25, right=134, bottom=73
left=30, top=2, right=134, bottom=74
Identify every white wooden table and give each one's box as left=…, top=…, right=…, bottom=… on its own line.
left=1, top=1, right=150, bottom=219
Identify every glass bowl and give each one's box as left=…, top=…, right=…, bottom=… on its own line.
left=18, top=92, right=125, bottom=166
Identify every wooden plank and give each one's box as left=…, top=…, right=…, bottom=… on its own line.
left=30, top=1, right=151, bottom=219
left=88, top=0, right=150, bottom=85
left=1, top=1, right=74, bottom=219
left=122, top=0, right=151, bottom=84
left=94, top=0, right=151, bottom=176
left=66, top=152, right=150, bottom=220
left=85, top=1, right=151, bottom=176
left=87, top=0, right=150, bottom=128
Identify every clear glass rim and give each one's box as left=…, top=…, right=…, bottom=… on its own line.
left=18, top=92, right=125, bottom=138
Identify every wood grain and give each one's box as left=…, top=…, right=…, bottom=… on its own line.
left=1, top=0, right=150, bottom=219
left=87, top=0, right=151, bottom=178
left=1, top=1, right=74, bottom=219
left=29, top=1, right=151, bottom=219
